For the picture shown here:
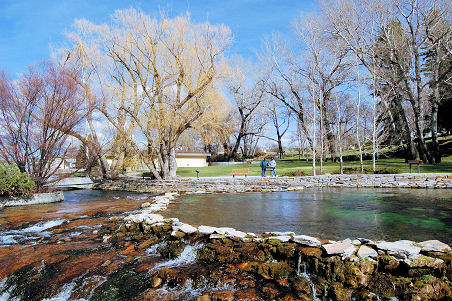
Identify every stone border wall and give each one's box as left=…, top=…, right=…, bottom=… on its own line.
left=95, top=173, right=452, bottom=194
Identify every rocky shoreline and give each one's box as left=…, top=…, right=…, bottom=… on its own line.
left=102, top=190, right=452, bottom=300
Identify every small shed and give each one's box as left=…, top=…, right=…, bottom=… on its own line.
left=175, top=152, right=211, bottom=168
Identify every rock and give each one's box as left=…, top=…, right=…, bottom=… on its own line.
left=124, top=255, right=134, bottom=263
left=376, top=240, right=421, bottom=257
left=141, top=202, right=151, bottom=208
left=255, top=262, right=293, bottom=280
left=268, top=235, right=291, bottom=242
left=215, top=227, right=236, bottom=235
left=179, top=223, right=197, bottom=234
left=225, top=229, right=247, bottom=238
left=357, top=245, right=378, bottom=259
left=210, top=234, right=226, bottom=239
left=323, top=242, right=356, bottom=257
left=205, top=289, right=234, bottom=301
left=101, top=260, right=112, bottom=267
left=198, top=225, right=217, bottom=235
left=171, top=230, right=186, bottom=238
left=151, top=277, right=163, bottom=288
left=138, top=237, right=159, bottom=249
left=234, top=288, right=260, bottom=300
left=299, top=246, right=323, bottom=258
left=194, top=295, right=211, bottom=301
left=419, top=240, right=451, bottom=252
left=291, top=235, right=321, bottom=247
left=265, top=231, right=295, bottom=236
left=329, top=282, right=354, bottom=301
left=406, top=255, right=445, bottom=268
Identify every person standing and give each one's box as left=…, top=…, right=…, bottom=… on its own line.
left=260, top=158, right=268, bottom=177
left=268, top=158, right=277, bottom=177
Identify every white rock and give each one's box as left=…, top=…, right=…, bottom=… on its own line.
left=323, top=242, right=356, bottom=257
left=225, top=229, right=247, bottom=238
left=291, top=235, right=321, bottom=247
left=141, top=202, right=151, bottom=208
left=376, top=241, right=421, bottom=257
left=179, top=223, right=197, bottom=234
left=357, top=245, right=378, bottom=259
left=215, top=227, right=236, bottom=235
left=352, top=239, right=362, bottom=245
left=198, top=225, right=217, bottom=235
left=247, top=232, right=257, bottom=237
left=419, top=240, right=451, bottom=252
left=268, top=236, right=292, bottom=242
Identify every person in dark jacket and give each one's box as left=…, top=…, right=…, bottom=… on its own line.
left=260, top=158, right=268, bottom=177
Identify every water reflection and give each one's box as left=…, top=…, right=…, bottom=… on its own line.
left=165, top=188, right=452, bottom=243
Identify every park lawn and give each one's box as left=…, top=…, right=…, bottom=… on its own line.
left=176, top=155, right=452, bottom=177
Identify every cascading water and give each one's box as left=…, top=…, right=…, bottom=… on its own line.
left=0, top=219, right=66, bottom=246
left=153, top=242, right=204, bottom=269
left=297, top=254, right=320, bottom=301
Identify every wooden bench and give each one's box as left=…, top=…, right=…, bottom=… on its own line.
left=408, top=160, right=423, bottom=173
left=231, top=168, right=249, bottom=178
left=142, top=172, right=154, bottom=179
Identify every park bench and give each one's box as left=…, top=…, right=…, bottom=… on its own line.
left=231, top=168, right=249, bottom=178
left=408, top=160, right=423, bottom=173
left=265, top=167, right=275, bottom=176
left=142, top=172, right=154, bottom=179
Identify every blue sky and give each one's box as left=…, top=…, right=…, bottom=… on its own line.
left=1, top=0, right=317, bottom=77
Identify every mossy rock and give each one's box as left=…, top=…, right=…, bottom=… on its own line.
left=158, top=240, right=186, bottom=259
left=254, top=261, right=293, bottom=280
left=328, top=282, right=354, bottom=301
left=289, top=275, right=314, bottom=299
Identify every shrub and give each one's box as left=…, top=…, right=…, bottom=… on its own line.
left=0, top=165, right=35, bottom=197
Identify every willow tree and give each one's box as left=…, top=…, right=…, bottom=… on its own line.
left=62, top=9, right=232, bottom=179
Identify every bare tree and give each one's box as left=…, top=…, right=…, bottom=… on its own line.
left=0, top=62, right=86, bottom=190
left=225, top=56, right=266, bottom=161
left=63, top=9, right=232, bottom=179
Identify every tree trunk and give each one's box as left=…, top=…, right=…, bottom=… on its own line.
left=431, top=49, right=441, bottom=163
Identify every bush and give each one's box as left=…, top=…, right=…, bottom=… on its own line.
left=0, top=165, right=35, bottom=197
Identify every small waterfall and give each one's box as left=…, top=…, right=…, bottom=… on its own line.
left=153, top=242, right=204, bottom=269
left=146, top=241, right=167, bottom=256
left=296, top=254, right=320, bottom=301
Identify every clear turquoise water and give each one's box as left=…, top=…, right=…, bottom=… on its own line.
left=165, top=188, right=452, bottom=243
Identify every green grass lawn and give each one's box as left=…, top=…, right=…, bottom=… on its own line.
left=176, top=155, right=452, bottom=177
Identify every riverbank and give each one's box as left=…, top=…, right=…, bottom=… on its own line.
left=101, top=191, right=452, bottom=300
left=96, top=173, right=452, bottom=194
